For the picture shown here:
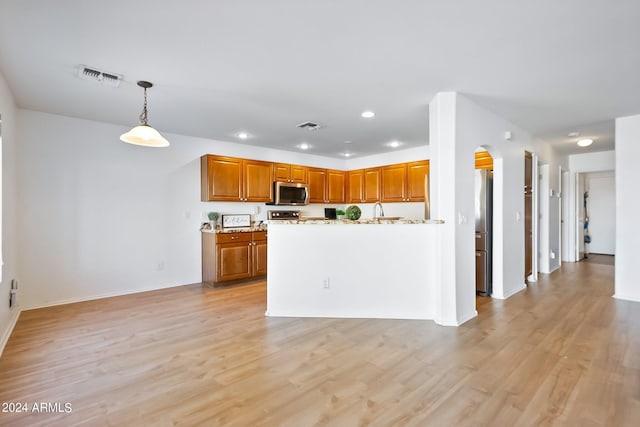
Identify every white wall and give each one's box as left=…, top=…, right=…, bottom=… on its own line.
left=569, top=150, right=615, bottom=172
left=0, top=70, right=19, bottom=355
left=584, top=172, right=615, bottom=255
left=614, top=114, right=640, bottom=302
left=538, top=164, right=550, bottom=273
left=346, top=146, right=430, bottom=169
left=429, top=93, right=566, bottom=324
left=14, top=110, right=431, bottom=310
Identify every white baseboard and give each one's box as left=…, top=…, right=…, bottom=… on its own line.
left=23, top=281, right=195, bottom=311
left=0, top=309, right=21, bottom=358
left=435, top=310, right=478, bottom=327
left=613, top=293, right=640, bottom=303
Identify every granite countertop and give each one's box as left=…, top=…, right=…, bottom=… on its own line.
left=201, top=226, right=268, bottom=234
left=268, top=218, right=444, bottom=225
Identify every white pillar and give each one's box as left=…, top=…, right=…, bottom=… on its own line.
left=429, top=92, right=477, bottom=325
left=614, top=114, right=640, bottom=302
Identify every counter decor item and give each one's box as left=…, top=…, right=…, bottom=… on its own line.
left=222, top=214, right=251, bottom=228
left=336, top=209, right=346, bottom=220
left=345, top=205, right=362, bottom=220
left=208, top=212, right=220, bottom=229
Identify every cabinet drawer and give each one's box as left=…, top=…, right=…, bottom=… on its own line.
left=252, top=231, right=267, bottom=241
left=217, top=233, right=252, bottom=244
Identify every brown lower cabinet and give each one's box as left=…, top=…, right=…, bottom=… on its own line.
left=202, top=231, right=267, bottom=286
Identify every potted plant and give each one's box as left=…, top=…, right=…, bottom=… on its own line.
left=208, top=212, right=220, bottom=229
left=336, top=209, right=346, bottom=220
left=345, top=205, right=362, bottom=220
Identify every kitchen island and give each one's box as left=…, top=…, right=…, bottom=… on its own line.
left=266, top=219, right=444, bottom=321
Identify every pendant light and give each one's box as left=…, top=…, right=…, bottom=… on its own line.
left=120, top=81, right=170, bottom=147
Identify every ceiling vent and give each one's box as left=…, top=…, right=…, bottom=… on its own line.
left=296, top=121, right=321, bottom=131
left=77, top=65, right=122, bottom=87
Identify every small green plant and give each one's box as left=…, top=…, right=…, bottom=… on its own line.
left=336, top=209, right=345, bottom=216
left=208, top=212, right=220, bottom=221
left=345, top=205, right=362, bottom=220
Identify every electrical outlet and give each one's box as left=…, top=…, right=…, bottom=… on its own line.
left=157, top=261, right=165, bottom=271
left=323, top=278, right=330, bottom=289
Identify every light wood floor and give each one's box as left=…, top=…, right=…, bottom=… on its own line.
left=1, top=261, right=638, bottom=426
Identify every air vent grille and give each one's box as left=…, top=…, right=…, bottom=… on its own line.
left=296, top=121, right=321, bottom=131
left=77, top=65, right=122, bottom=87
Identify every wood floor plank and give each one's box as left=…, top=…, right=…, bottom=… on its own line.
left=0, top=262, right=638, bottom=426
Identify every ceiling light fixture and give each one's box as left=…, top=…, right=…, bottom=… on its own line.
left=577, top=138, right=593, bottom=147
left=299, top=142, right=309, bottom=150
left=344, top=140, right=353, bottom=144
left=120, top=81, right=169, bottom=147
left=389, top=141, right=400, bottom=148
left=568, top=131, right=580, bottom=137
left=361, top=111, right=375, bottom=119
left=237, top=132, right=249, bottom=140
left=343, top=152, right=352, bottom=157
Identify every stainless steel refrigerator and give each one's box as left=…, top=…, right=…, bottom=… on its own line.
left=475, top=169, right=493, bottom=296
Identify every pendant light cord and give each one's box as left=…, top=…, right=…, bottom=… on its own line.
left=139, top=87, right=149, bottom=126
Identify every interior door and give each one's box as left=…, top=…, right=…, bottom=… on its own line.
left=524, top=152, right=533, bottom=279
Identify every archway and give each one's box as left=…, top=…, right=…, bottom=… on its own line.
left=473, top=145, right=505, bottom=304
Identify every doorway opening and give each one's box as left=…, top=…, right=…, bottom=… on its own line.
left=524, top=151, right=534, bottom=283
left=475, top=149, right=493, bottom=298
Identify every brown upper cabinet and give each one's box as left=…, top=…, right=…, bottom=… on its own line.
left=381, top=161, right=430, bottom=202
left=406, top=160, right=430, bottom=201
left=201, top=155, right=273, bottom=202
left=201, top=154, right=434, bottom=204
left=308, top=168, right=346, bottom=204
left=348, top=168, right=381, bottom=203
left=381, top=164, right=407, bottom=202
left=274, top=163, right=307, bottom=183
left=475, top=151, right=493, bottom=170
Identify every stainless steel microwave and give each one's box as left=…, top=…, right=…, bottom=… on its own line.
left=270, top=181, right=309, bottom=205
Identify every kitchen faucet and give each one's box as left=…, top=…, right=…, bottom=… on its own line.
left=374, top=201, right=385, bottom=218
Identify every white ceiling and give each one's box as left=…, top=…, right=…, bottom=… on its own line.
left=1, top=0, right=638, bottom=158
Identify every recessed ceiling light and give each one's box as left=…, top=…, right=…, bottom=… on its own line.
left=568, top=132, right=579, bottom=137
left=389, top=141, right=400, bottom=148
left=344, top=140, right=353, bottom=144
left=343, top=152, right=352, bottom=157
left=299, top=143, right=309, bottom=150
left=361, top=111, right=375, bottom=119
left=237, top=132, right=249, bottom=140
left=577, top=138, right=593, bottom=147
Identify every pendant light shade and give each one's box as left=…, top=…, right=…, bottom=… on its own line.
left=120, top=81, right=169, bottom=147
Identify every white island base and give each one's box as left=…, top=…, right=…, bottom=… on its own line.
left=266, top=221, right=444, bottom=321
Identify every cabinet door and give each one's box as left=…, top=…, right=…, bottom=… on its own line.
left=364, top=168, right=381, bottom=202
left=326, top=170, right=346, bottom=203
left=406, top=160, right=429, bottom=202
left=253, top=240, right=268, bottom=276
left=273, top=163, right=291, bottom=182
left=381, top=164, right=407, bottom=202
left=243, top=160, right=273, bottom=202
left=347, top=170, right=364, bottom=203
left=290, top=165, right=308, bottom=183
left=216, top=242, right=252, bottom=282
left=201, top=155, right=243, bottom=201
left=307, top=168, right=327, bottom=203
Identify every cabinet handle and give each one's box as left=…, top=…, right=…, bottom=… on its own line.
left=231, top=236, right=238, bottom=240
